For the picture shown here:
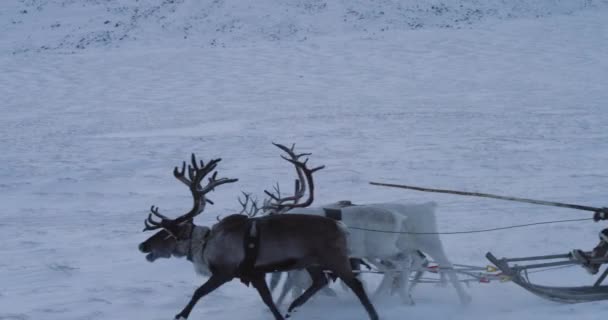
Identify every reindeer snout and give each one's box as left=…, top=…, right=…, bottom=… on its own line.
left=139, top=242, right=149, bottom=253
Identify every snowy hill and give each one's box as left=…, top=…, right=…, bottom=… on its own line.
left=2, top=1, right=608, bottom=320
left=2, top=0, right=607, bottom=53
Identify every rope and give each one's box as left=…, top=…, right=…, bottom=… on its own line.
left=347, top=217, right=594, bottom=235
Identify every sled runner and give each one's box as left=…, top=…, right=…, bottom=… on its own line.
left=486, top=252, right=608, bottom=303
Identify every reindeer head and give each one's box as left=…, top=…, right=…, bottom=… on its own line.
left=138, top=155, right=237, bottom=262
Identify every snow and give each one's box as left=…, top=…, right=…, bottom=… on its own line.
left=2, top=0, right=608, bottom=319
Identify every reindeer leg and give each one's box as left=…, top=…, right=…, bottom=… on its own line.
left=395, top=255, right=414, bottom=305
left=333, top=268, right=379, bottom=320
left=174, top=275, right=229, bottom=320
left=340, top=258, right=363, bottom=294
left=251, top=274, right=285, bottom=320
left=409, top=251, right=429, bottom=292
left=428, top=251, right=471, bottom=305
left=373, top=259, right=395, bottom=299
left=285, top=267, right=328, bottom=318
left=277, top=271, right=296, bottom=305
left=409, top=266, right=426, bottom=292
left=321, top=255, right=379, bottom=320
left=269, top=272, right=283, bottom=292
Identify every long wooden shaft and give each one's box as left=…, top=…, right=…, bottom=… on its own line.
left=370, top=181, right=606, bottom=214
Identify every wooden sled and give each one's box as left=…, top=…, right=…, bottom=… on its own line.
left=487, top=251, right=608, bottom=303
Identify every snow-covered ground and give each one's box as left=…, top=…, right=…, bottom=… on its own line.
left=2, top=1, right=608, bottom=319
left=2, top=0, right=607, bottom=54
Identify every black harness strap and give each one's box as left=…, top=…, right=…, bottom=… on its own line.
left=238, top=220, right=261, bottom=285
left=324, top=208, right=343, bottom=221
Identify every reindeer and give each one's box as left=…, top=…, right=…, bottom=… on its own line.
left=273, top=201, right=472, bottom=305
left=263, top=146, right=470, bottom=305
left=272, top=201, right=472, bottom=305
left=138, top=147, right=379, bottom=320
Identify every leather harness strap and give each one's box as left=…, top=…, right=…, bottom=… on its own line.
left=323, top=208, right=343, bottom=221
left=238, top=220, right=261, bottom=284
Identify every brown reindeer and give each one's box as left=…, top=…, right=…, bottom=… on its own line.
left=138, top=144, right=379, bottom=320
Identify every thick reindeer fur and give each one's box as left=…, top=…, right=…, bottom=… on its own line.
left=293, top=203, right=407, bottom=259
left=274, top=201, right=471, bottom=305
left=203, top=214, right=348, bottom=276
left=187, top=226, right=212, bottom=276
left=140, top=213, right=379, bottom=320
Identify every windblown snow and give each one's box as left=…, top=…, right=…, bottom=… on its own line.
left=2, top=0, right=608, bottom=319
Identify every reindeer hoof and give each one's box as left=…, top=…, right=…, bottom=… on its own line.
left=285, top=309, right=297, bottom=319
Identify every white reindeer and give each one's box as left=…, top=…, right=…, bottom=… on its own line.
left=273, top=201, right=471, bottom=306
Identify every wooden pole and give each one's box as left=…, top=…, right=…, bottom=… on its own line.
left=369, top=181, right=607, bottom=214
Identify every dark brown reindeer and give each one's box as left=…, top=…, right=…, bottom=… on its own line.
left=138, top=144, right=379, bottom=320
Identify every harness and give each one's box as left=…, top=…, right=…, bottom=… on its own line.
left=228, top=203, right=355, bottom=283
left=237, top=219, right=261, bottom=284
left=323, top=200, right=355, bottom=221
left=323, top=208, right=343, bottom=221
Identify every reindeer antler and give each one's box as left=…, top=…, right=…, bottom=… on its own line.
left=143, top=154, right=238, bottom=232
left=263, top=143, right=324, bottom=214
left=143, top=206, right=173, bottom=231
left=238, top=191, right=262, bottom=217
